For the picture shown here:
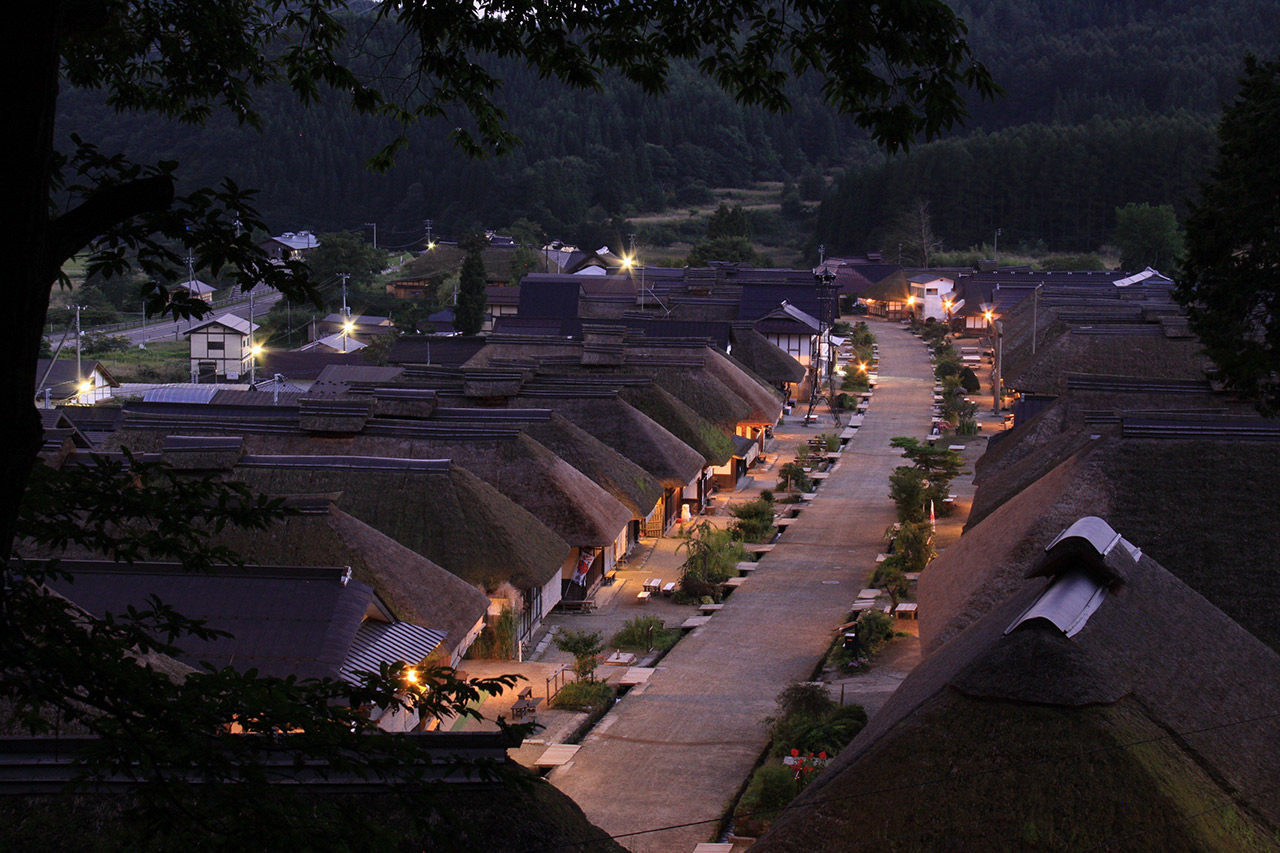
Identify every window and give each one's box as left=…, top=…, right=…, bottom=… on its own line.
left=207, top=339, right=225, bottom=352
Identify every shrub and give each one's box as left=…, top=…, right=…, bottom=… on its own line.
left=777, top=462, right=812, bottom=493
left=870, top=560, right=910, bottom=609
left=554, top=630, right=603, bottom=681
left=730, top=497, right=776, bottom=543
left=734, top=766, right=797, bottom=835
left=465, top=606, right=517, bottom=659
left=767, top=683, right=867, bottom=758
left=854, top=610, right=895, bottom=657
left=611, top=616, right=680, bottom=652
left=677, top=521, right=744, bottom=593
left=760, top=489, right=774, bottom=502
left=550, top=680, right=615, bottom=712
left=959, top=366, right=980, bottom=393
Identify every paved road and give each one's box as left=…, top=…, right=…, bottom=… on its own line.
left=549, top=321, right=939, bottom=852
left=47, top=289, right=283, bottom=348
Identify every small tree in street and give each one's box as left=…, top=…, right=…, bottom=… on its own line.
left=553, top=630, right=603, bottom=682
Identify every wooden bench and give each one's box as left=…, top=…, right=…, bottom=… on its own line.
left=511, top=687, right=540, bottom=719
left=636, top=590, right=651, bottom=603
left=662, top=581, right=677, bottom=595
left=558, top=598, right=595, bottom=613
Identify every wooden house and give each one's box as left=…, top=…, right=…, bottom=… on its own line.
left=258, top=230, right=320, bottom=261
left=34, top=358, right=118, bottom=406
left=185, top=313, right=260, bottom=381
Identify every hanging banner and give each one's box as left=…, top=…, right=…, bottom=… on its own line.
left=570, top=551, right=593, bottom=586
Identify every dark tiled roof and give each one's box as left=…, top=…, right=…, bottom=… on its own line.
left=518, top=276, right=584, bottom=318
left=387, top=336, right=488, bottom=367
left=46, top=561, right=377, bottom=682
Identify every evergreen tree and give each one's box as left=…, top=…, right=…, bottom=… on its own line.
left=1113, top=203, right=1183, bottom=270
left=1179, top=53, right=1280, bottom=412
left=454, top=233, right=488, bottom=335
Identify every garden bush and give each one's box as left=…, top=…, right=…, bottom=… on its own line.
left=550, top=680, right=615, bottom=712
left=611, top=616, right=680, bottom=652
left=734, top=766, right=797, bottom=835
left=730, top=496, right=776, bottom=543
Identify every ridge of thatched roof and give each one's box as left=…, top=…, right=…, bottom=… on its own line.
left=758, top=520, right=1280, bottom=850
left=999, top=297, right=1212, bottom=395
left=924, top=431, right=1280, bottom=655
left=210, top=504, right=489, bottom=660
left=617, top=382, right=735, bottom=466
left=508, top=395, right=704, bottom=488
left=728, top=324, right=806, bottom=385
left=229, top=459, right=569, bottom=590
left=700, top=346, right=786, bottom=423
left=523, top=413, right=663, bottom=519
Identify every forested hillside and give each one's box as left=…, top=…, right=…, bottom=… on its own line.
left=55, top=0, right=1280, bottom=254
left=818, top=0, right=1280, bottom=255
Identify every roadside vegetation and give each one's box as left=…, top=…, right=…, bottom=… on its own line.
left=735, top=683, right=867, bottom=836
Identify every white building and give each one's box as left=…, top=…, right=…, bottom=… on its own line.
left=906, top=274, right=956, bottom=322
left=186, top=314, right=261, bottom=381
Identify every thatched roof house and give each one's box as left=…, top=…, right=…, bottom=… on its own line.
left=756, top=518, right=1280, bottom=852
left=920, top=425, right=1280, bottom=655
left=728, top=323, right=806, bottom=387
left=46, top=559, right=445, bottom=683
left=997, top=292, right=1211, bottom=396
left=210, top=501, right=490, bottom=665
left=226, top=456, right=570, bottom=593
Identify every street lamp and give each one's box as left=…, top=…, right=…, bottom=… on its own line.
left=250, top=343, right=263, bottom=385
left=342, top=320, right=355, bottom=353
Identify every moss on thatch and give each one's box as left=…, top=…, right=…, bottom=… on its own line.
left=231, top=461, right=569, bottom=591
left=618, top=384, right=735, bottom=466
left=524, top=413, right=663, bottom=518
left=756, top=692, right=1278, bottom=853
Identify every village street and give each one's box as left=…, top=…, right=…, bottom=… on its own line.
left=534, top=319, right=945, bottom=851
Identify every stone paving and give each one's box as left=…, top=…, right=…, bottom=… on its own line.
left=544, top=320, right=947, bottom=852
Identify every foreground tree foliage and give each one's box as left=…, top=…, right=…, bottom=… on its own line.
left=1179, top=53, right=1280, bottom=413
left=8, top=455, right=525, bottom=849
left=6, top=0, right=994, bottom=843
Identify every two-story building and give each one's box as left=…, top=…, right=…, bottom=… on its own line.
left=906, top=273, right=956, bottom=322
left=258, top=231, right=320, bottom=262
left=186, top=314, right=260, bottom=381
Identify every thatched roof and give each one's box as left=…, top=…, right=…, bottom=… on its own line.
left=522, top=413, right=663, bottom=519
left=506, top=395, right=704, bottom=489
left=222, top=428, right=630, bottom=549
left=757, top=519, right=1280, bottom=851
left=700, top=346, right=786, bottom=423
left=229, top=459, right=569, bottom=591
left=999, top=297, right=1213, bottom=395
left=973, top=383, right=1255, bottom=526
left=921, top=430, right=1280, bottom=655
left=211, top=503, right=490, bottom=659
left=728, top=324, right=806, bottom=385
left=618, top=382, right=735, bottom=466
left=858, top=268, right=909, bottom=302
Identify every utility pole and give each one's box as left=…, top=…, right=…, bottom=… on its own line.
left=994, top=228, right=1002, bottom=267
left=183, top=253, right=196, bottom=284
left=364, top=222, right=378, bottom=250
left=249, top=288, right=257, bottom=385
left=74, top=304, right=83, bottom=392
left=339, top=273, right=351, bottom=353
left=1032, top=283, right=1042, bottom=355
left=424, top=219, right=434, bottom=251
left=818, top=243, right=825, bottom=265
